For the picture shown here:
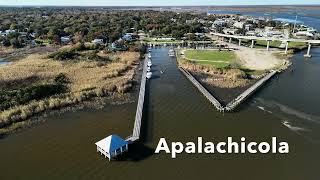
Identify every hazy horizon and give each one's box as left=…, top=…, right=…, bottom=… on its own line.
left=0, top=0, right=319, bottom=7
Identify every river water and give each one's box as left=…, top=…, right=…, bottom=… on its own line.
left=0, top=58, right=10, bottom=66
left=0, top=47, right=319, bottom=179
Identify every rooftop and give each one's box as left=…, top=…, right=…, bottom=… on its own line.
left=95, top=134, right=128, bottom=153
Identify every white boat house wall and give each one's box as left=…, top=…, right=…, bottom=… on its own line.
left=95, top=135, right=128, bottom=161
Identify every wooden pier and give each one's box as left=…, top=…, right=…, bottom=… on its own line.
left=225, top=70, right=277, bottom=111
left=179, top=67, right=224, bottom=111
left=180, top=66, right=277, bottom=112
left=126, top=57, right=148, bottom=143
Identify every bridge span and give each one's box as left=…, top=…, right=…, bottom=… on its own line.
left=211, top=32, right=320, bottom=58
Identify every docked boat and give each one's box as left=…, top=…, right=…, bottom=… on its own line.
left=148, top=53, right=152, bottom=58
left=147, top=61, right=152, bottom=67
left=168, top=49, right=175, bottom=57
left=147, top=66, right=151, bottom=72
left=146, top=72, right=152, bottom=79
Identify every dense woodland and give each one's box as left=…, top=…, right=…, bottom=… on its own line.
left=0, top=8, right=213, bottom=47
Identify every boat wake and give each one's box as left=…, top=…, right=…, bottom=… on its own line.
left=282, top=120, right=309, bottom=132
left=257, top=106, right=273, bottom=114
left=253, top=98, right=320, bottom=142
left=255, top=98, right=320, bottom=125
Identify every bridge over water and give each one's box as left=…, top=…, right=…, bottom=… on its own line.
left=211, top=32, right=320, bottom=57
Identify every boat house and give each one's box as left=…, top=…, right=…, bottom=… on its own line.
left=95, top=134, right=128, bottom=161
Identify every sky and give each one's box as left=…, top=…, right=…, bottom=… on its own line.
left=0, top=0, right=319, bottom=6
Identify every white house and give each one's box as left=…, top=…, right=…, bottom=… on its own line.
left=92, top=39, right=104, bottom=45
left=233, top=21, right=245, bottom=29
left=95, top=134, right=128, bottom=161
left=60, top=36, right=71, bottom=43
left=295, top=31, right=314, bottom=37
left=223, top=28, right=237, bottom=35
left=213, top=19, right=227, bottom=27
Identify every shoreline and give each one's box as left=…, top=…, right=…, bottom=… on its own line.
left=0, top=47, right=145, bottom=137
left=176, top=44, right=291, bottom=104
left=0, top=70, right=142, bottom=137
left=0, top=92, right=137, bottom=138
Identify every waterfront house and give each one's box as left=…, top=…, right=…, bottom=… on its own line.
left=95, top=134, right=128, bottom=161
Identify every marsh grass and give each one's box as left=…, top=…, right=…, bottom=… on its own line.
left=0, top=50, right=140, bottom=129
left=179, top=59, right=249, bottom=88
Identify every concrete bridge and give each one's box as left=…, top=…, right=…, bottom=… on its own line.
left=211, top=32, right=320, bottom=58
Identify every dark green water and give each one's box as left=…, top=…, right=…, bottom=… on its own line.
left=0, top=47, right=319, bottom=180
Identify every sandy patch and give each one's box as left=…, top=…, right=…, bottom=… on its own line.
left=234, top=47, right=284, bottom=70
left=212, top=39, right=286, bottom=71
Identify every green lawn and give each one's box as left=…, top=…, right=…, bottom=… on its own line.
left=184, top=50, right=238, bottom=68
left=288, top=41, right=307, bottom=49
left=256, top=40, right=281, bottom=48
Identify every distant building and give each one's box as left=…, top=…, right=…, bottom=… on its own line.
left=213, top=19, right=227, bottom=27
left=266, top=31, right=283, bottom=38
left=110, top=42, right=128, bottom=51
left=245, top=24, right=253, bottom=31
left=186, top=20, right=195, bottom=24
left=233, top=21, right=245, bottom=29
left=60, top=36, right=71, bottom=43
left=122, top=34, right=133, bottom=41
left=92, top=38, right=104, bottom=45
left=246, top=31, right=256, bottom=36
left=138, top=32, right=146, bottom=40
left=295, top=31, right=314, bottom=38
left=194, top=33, right=205, bottom=38
left=223, top=28, right=237, bottom=35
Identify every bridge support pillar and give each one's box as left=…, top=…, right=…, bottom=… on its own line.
left=304, top=43, right=312, bottom=58
left=266, top=40, right=270, bottom=51
left=238, top=39, right=242, bottom=46
left=250, top=40, right=255, bottom=48
left=285, top=41, right=289, bottom=54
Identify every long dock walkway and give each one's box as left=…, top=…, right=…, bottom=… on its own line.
left=225, top=70, right=277, bottom=111
left=126, top=57, right=148, bottom=143
left=180, top=66, right=276, bottom=112
left=179, top=67, right=224, bottom=111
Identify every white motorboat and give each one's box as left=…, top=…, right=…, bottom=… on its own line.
left=147, top=66, right=151, bottom=72
left=168, top=49, right=175, bottom=57
left=146, top=72, right=152, bottom=79
left=147, top=61, right=152, bottom=67
left=148, top=53, right=152, bottom=58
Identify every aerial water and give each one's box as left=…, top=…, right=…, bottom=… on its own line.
left=0, top=10, right=320, bottom=180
